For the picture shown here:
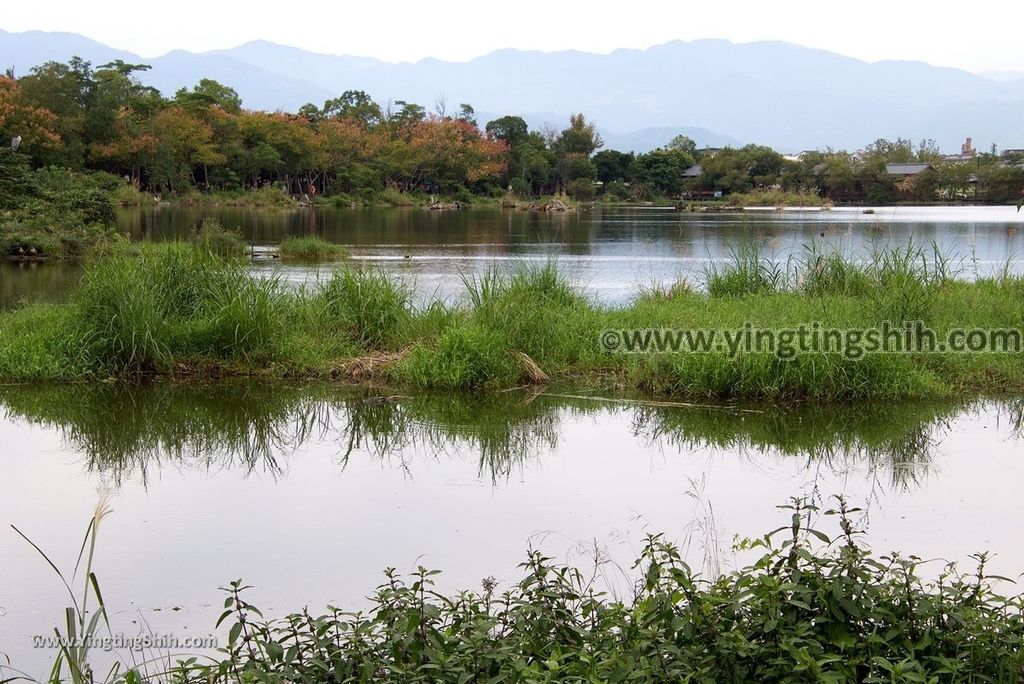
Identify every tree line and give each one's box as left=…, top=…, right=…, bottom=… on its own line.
left=1, top=57, right=1022, bottom=203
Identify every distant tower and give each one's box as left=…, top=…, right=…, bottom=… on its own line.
left=961, top=137, right=976, bottom=157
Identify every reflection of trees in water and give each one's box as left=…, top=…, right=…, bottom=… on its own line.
left=0, top=383, right=562, bottom=485
left=0, top=261, right=83, bottom=309
left=0, top=384, right=996, bottom=492
left=994, top=398, right=1024, bottom=439
left=339, top=393, right=561, bottom=483
left=630, top=400, right=958, bottom=492
left=0, top=382, right=333, bottom=485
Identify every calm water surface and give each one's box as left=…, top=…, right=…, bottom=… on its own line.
left=3, top=205, right=1024, bottom=676
left=3, top=205, right=1023, bottom=308
left=1, top=383, right=1024, bottom=675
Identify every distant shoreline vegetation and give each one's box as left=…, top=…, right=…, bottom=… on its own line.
left=1, top=57, right=1023, bottom=211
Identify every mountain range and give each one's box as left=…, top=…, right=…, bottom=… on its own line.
left=3, top=28, right=1023, bottom=153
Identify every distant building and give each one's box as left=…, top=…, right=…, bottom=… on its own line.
left=682, top=164, right=703, bottom=178
left=961, top=137, right=977, bottom=157
left=885, top=163, right=936, bottom=176
left=695, top=148, right=723, bottom=158
left=783, top=150, right=818, bottom=162
left=1002, top=148, right=1024, bottom=162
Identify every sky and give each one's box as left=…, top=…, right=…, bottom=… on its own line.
left=4, top=0, right=1024, bottom=72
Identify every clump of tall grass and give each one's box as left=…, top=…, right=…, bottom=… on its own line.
left=202, top=274, right=289, bottom=360
left=865, top=241, right=950, bottom=322
left=312, top=266, right=411, bottom=348
left=74, top=251, right=183, bottom=373
left=794, top=244, right=875, bottom=297
left=705, top=240, right=785, bottom=297
left=74, top=245, right=288, bottom=374
left=188, top=218, right=248, bottom=259
left=394, top=322, right=523, bottom=390
left=792, top=240, right=958, bottom=321
left=278, top=235, right=345, bottom=261
left=635, top=278, right=694, bottom=304
left=462, top=262, right=593, bottom=367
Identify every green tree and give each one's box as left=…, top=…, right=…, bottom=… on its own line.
left=322, top=90, right=382, bottom=127
left=174, top=79, right=243, bottom=114
left=666, top=135, right=697, bottom=155
left=485, top=116, right=529, bottom=148
left=16, top=57, right=94, bottom=166
left=937, top=162, right=974, bottom=200
left=554, top=113, right=603, bottom=156
left=593, top=150, right=634, bottom=183
left=631, top=147, right=695, bottom=195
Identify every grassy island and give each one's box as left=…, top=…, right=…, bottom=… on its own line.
left=1, top=240, right=1023, bottom=402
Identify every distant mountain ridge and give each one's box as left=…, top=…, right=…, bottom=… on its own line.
left=2, top=29, right=1022, bottom=152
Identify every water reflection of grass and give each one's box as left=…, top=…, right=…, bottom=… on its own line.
left=0, top=384, right=997, bottom=492
left=632, top=400, right=959, bottom=490
left=0, top=382, right=333, bottom=483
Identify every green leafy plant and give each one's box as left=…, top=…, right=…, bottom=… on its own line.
left=175, top=497, right=1024, bottom=682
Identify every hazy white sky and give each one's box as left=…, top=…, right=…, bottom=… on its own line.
left=5, top=0, right=1024, bottom=72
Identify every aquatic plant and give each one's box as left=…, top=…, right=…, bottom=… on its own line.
left=276, top=235, right=345, bottom=261
left=705, top=240, right=785, bottom=297
left=188, top=218, right=248, bottom=260
left=311, top=266, right=412, bottom=348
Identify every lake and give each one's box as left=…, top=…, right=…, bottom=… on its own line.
left=3, top=204, right=1024, bottom=677
left=2, top=383, right=1024, bottom=676
left=3, top=204, right=1024, bottom=308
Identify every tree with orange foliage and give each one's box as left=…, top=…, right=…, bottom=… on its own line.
left=0, top=77, right=61, bottom=153
left=91, top=106, right=158, bottom=186
left=145, top=106, right=225, bottom=192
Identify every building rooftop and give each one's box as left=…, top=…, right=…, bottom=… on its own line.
left=885, top=163, right=935, bottom=176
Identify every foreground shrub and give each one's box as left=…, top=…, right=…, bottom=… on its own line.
left=0, top=166, right=118, bottom=257
left=173, top=498, right=1024, bottom=683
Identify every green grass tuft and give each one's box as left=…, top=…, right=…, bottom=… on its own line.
left=278, top=235, right=346, bottom=262
left=312, top=266, right=412, bottom=348
left=188, top=218, right=248, bottom=259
